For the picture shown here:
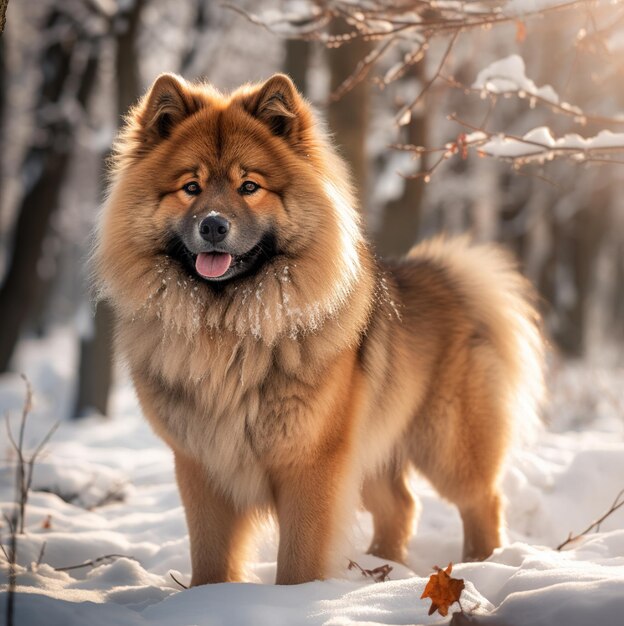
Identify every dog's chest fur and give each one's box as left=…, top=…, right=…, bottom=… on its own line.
left=122, top=316, right=332, bottom=507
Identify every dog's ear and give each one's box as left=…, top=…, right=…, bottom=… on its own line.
left=244, top=74, right=304, bottom=141
left=138, top=73, right=198, bottom=143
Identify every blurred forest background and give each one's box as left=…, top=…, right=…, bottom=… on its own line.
left=0, top=0, right=623, bottom=418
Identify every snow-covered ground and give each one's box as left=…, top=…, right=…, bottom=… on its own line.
left=1, top=327, right=624, bottom=625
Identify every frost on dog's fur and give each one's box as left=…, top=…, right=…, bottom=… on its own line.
left=95, top=72, right=546, bottom=585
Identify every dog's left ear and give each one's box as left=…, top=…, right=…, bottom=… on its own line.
left=244, top=74, right=304, bottom=142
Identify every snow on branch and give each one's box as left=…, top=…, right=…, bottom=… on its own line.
left=393, top=120, right=624, bottom=182
left=477, top=126, right=624, bottom=163
left=231, top=0, right=624, bottom=179
left=228, top=0, right=609, bottom=101
left=230, top=0, right=597, bottom=41
left=473, top=54, right=560, bottom=106
left=455, top=54, right=624, bottom=127
left=390, top=46, right=624, bottom=178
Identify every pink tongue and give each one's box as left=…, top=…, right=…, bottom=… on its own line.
left=195, top=252, right=232, bottom=278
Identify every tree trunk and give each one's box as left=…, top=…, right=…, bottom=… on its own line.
left=614, top=240, right=624, bottom=344
left=0, top=34, right=5, bottom=200
left=552, top=199, right=607, bottom=357
left=0, top=10, right=99, bottom=372
left=374, top=62, right=427, bottom=257
left=326, top=18, right=371, bottom=213
left=74, top=0, right=145, bottom=417
left=0, top=0, right=8, bottom=35
left=284, top=38, right=311, bottom=95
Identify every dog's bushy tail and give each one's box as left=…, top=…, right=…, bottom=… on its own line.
left=408, top=235, right=545, bottom=442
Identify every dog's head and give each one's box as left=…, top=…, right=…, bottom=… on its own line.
left=96, top=73, right=366, bottom=341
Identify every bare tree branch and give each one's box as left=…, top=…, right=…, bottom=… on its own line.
left=396, top=31, right=458, bottom=126
left=234, top=0, right=624, bottom=183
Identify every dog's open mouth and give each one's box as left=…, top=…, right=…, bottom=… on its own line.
left=165, top=233, right=278, bottom=284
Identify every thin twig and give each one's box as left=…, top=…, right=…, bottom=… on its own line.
left=0, top=539, right=9, bottom=561
left=448, top=113, right=624, bottom=164
left=2, top=512, right=16, bottom=535
left=556, top=487, right=624, bottom=550
left=24, top=421, right=61, bottom=501
left=396, top=31, right=459, bottom=125
left=88, top=481, right=127, bottom=510
left=330, top=38, right=395, bottom=102
left=228, top=0, right=594, bottom=45
left=169, top=571, right=189, bottom=589
left=439, top=74, right=624, bottom=128
left=35, top=541, right=47, bottom=568
left=348, top=558, right=393, bottom=582
left=514, top=169, right=563, bottom=190
left=54, top=553, right=139, bottom=571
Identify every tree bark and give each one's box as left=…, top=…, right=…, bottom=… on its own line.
left=284, top=38, right=311, bottom=95
left=0, top=0, right=9, bottom=35
left=0, top=10, right=99, bottom=372
left=326, top=18, right=371, bottom=213
left=614, top=241, right=624, bottom=344
left=374, top=62, right=427, bottom=257
left=74, top=0, right=145, bottom=417
left=0, top=34, right=5, bottom=201
left=551, top=199, right=608, bottom=357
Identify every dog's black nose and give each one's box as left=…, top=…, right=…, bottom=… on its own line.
left=199, top=215, right=230, bottom=244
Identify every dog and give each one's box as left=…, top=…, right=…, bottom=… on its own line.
left=95, top=72, right=544, bottom=585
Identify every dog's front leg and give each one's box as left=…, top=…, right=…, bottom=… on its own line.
left=174, top=451, right=254, bottom=585
left=272, top=446, right=355, bottom=585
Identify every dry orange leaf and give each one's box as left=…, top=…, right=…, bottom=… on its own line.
left=41, top=514, right=52, bottom=530
left=420, top=562, right=465, bottom=617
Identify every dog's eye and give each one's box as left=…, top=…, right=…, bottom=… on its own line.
left=239, top=181, right=260, bottom=195
left=183, top=182, right=202, bottom=196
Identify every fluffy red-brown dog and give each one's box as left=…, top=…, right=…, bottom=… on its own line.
left=95, top=72, right=544, bottom=585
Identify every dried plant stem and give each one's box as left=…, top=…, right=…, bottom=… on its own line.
left=4, top=513, right=16, bottom=626
left=347, top=558, right=393, bottom=582
left=5, top=375, right=60, bottom=534
left=169, top=572, right=189, bottom=589
left=55, top=553, right=139, bottom=572
left=35, top=540, right=47, bottom=568
left=1, top=377, right=58, bottom=626
left=556, top=488, right=624, bottom=550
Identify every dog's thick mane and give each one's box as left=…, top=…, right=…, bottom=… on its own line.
left=106, top=227, right=369, bottom=347
left=96, top=76, right=374, bottom=346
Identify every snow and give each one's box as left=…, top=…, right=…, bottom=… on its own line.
left=2, top=328, right=624, bottom=625
left=473, top=55, right=560, bottom=105
left=480, top=127, right=624, bottom=159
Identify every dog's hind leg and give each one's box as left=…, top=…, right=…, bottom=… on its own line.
left=174, top=451, right=255, bottom=585
left=362, top=463, right=417, bottom=564
left=410, top=345, right=510, bottom=562
left=456, top=490, right=503, bottom=561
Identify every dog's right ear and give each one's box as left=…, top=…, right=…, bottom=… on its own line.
left=138, top=73, right=198, bottom=144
